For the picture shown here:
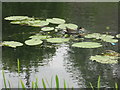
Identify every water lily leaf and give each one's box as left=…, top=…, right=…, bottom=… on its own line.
left=90, top=55, right=119, bottom=64
left=29, top=35, right=51, bottom=40
left=10, top=21, right=22, bottom=24
left=2, top=41, right=23, bottom=48
left=72, top=42, right=102, bottom=48
left=116, top=34, right=120, bottom=38
left=4, top=16, right=29, bottom=21
left=30, top=21, right=49, bottom=27
left=66, top=24, right=78, bottom=30
left=46, top=18, right=65, bottom=24
left=41, top=27, right=54, bottom=31
left=84, top=33, right=101, bottom=39
left=57, top=24, right=66, bottom=29
left=102, top=38, right=118, bottom=43
left=47, top=38, right=70, bottom=43
left=25, top=39, right=43, bottom=46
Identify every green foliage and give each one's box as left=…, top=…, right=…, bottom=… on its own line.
left=55, top=75, right=59, bottom=89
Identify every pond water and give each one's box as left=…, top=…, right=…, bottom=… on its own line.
left=1, top=2, right=120, bottom=88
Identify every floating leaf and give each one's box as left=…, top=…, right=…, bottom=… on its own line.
left=47, top=38, right=69, bottom=43
left=90, top=55, right=118, bottom=64
left=29, top=35, right=51, bottom=40
left=66, top=24, right=78, bottom=30
left=2, top=41, right=23, bottom=48
left=46, top=18, right=65, bottom=24
left=41, top=27, right=54, bottom=31
left=30, top=21, right=49, bottom=27
left=84, top=33, right=101, bottom=39
left=57, top=24, right=66, bottom=29
left=25, top=39, right=43, bottom=46
left=4, top=16, right=29, bottom=21
left=116, top=34, right=120, bottom=38
left=72, top=42, right=102, bottom=48
left=102, top=38, right=118, bottom=43
left=10, top=21, right=22, bottom=24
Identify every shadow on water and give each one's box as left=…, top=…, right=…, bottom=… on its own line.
left=1, top=2, right=119, bottom=88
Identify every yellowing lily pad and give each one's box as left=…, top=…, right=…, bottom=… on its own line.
left=41, top=27, right=54, bottom=31
left=2, top=41, right=23, bottom=48
left=90, top=55, right=119, bottom=64
left=4, top=16, right=29, bottom=21
left=46, top=18, right=65, bottom=24
left=25, top=39, right=43, bottom=46
left=72, top=42, right=102, bottom=48
left=47, top=38, right=69, bottom=43
left=29, top=35, right=51, bottom=40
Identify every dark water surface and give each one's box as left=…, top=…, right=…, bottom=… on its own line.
left=1, top=2, right=119, bottom=88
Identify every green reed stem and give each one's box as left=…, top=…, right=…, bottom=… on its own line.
left=97, top=76, right=100, bottom=90
left=42, top=78, right=46, bottom=89
left=2, top=70, right=7, bottom=88
left=89, top=82, right=94, bottom=90
left=55, top=75, right=59, bottom=89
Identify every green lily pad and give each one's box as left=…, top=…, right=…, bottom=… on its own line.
left=66, top=24, right=78, bottom=30
left=46, top=18, right=65, bottom=24
left=2, top=41, right=23, bottom=48
left=25, top=39, right=43, bottom=46
left=90, top=55, right=119, bottom=64
left=30, top=21, right=49, bottom=27
left=4, top=16, right=29, bottom=21
left=47, top=38, right=69, bottom=43
left=57, top=23, right=78, bottom=30
left=29, top=35, right=51, bottom=40
left=72, top=42, right=102, bottom=48
left=116, top=34, right=120, bottom=38
left=10, top=21, right=22, bottom=24
left=102, top=38, right=118, bottom=43
left=84, top=33, right=101, bottom=39
left=41, top=27, right=54, bottom=31
left=57, top=24, right=66, bottom=29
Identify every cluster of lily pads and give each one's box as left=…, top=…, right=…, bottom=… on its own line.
left=2, top=16, right=120, bottom=64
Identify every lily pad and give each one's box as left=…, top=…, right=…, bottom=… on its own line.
left=4, top=16, right=29, bottom=21
left=66, top=24, right=78, bottom=30
left=46, top=18, right=65, bottom=24
left=25, top=39, right=43, bottom=46
left=2, top=41, right=23, bottom=48
left=84, top=33, right=101, bottom=39
left=102, top=38, right=118, bottom=43
left=47, top=38, right=70, bottom=43
left=72, top=42, right=102, bottom=48
left=57, top=24, right=67, bottom=29
left=10, top=21, right=22, bottom=24
left=30, top=21, right=49, bottom=27
left=29, top=35, right=51, bottom=40
left=116, top=34, right=120, bottom=38
left=41, top=27, right=54, bottom=31
left=90, top=55, right=119, bottom=64
left=57, top=23, right=78, bottom=30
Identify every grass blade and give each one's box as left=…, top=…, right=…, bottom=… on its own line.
left=64, top=79, right=66, bottom=89
left=51, top=76, right=53, bottom=88
left=42, top=78, right=46, bottom=89
left=2, top=70, right=7, bottom=88
left=32, top=81, right=35, bottom=88
left=89, top=82, right=94, bottom=90
left=97, top=76, right=100, bottom=90
left=115, top=82, right=118, bottom=90
left=17, top=59, right=20, bottom=75
left=45, top=78, right=50, bottom=88
left=20, top=80, right=26, bottom=89
left=55, top=75, right=59, bottom=89
left=35, top=78, right=38, bottom=88
left=8, top=80, right=11, bottom=88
